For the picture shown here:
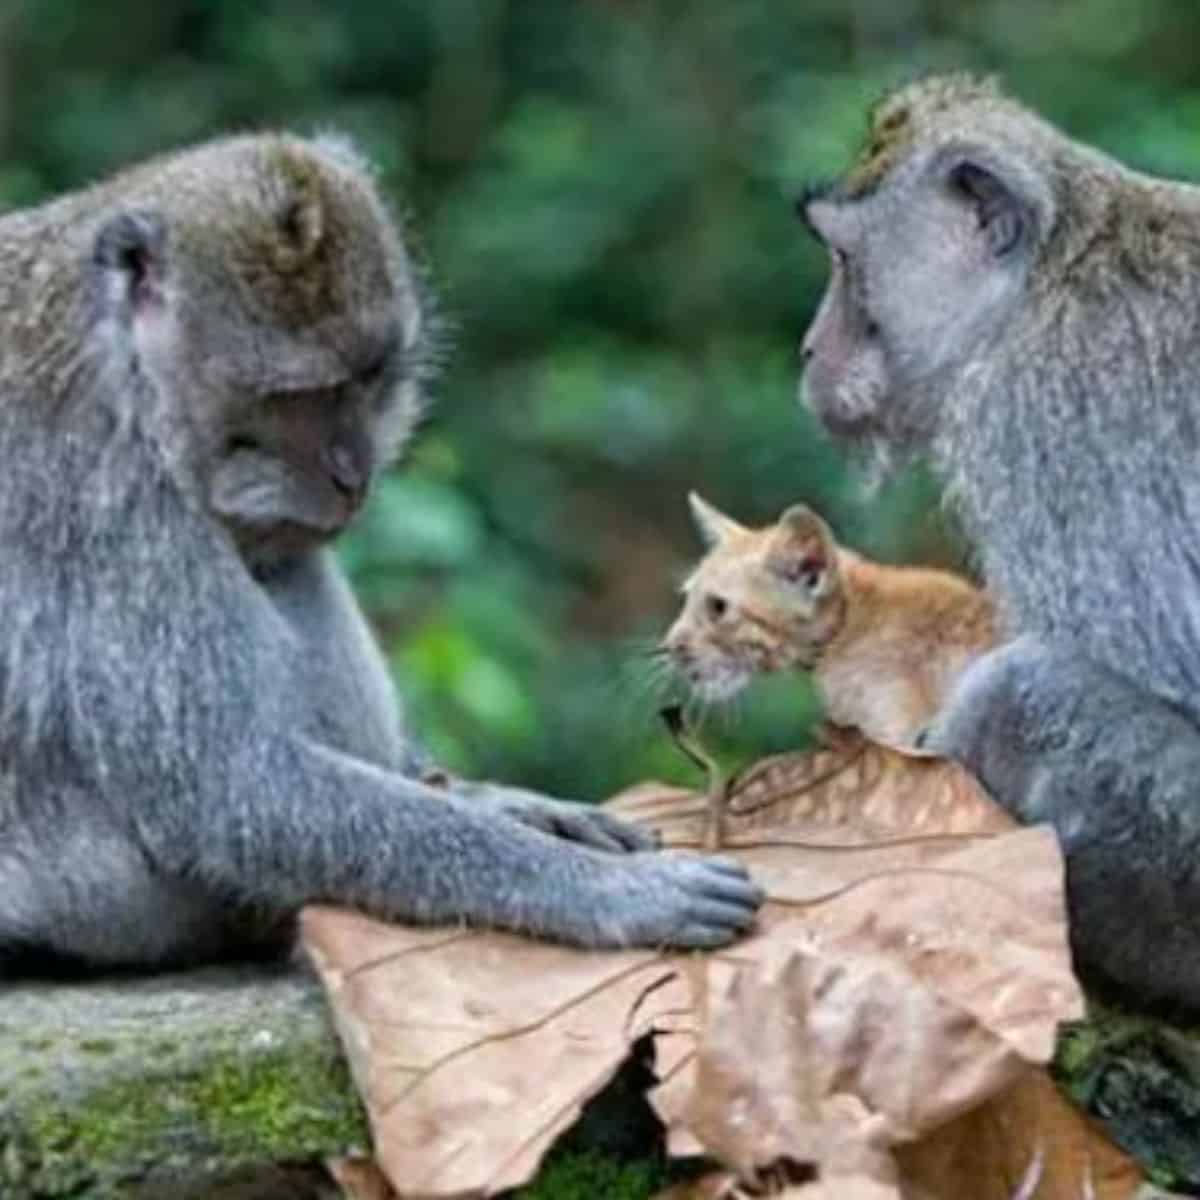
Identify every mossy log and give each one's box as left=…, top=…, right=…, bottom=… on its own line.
left=1, top=961, right=1198, bottom=1199
left=0, top=964, right=366, bottom=1198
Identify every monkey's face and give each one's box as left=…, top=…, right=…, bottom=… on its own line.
left=206, top=383, right=393, bottom=560
left=88, top=136, right=430, bottom=560
left=798, top=114, right=1050, bottom=459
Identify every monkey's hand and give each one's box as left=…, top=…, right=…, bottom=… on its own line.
left=451, top=781, right=657, bottom=853
left=575, top=851, right=763, bottom=949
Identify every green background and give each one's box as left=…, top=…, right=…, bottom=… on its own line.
left=2, top=0, right=1193, bottom=799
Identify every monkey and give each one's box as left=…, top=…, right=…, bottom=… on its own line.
left=798, top=71, right=1200, bottom=1014
left=0, top=133, right=763, bottom=975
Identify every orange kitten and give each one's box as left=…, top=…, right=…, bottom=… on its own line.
left=662, top=494, right=997, bottom=750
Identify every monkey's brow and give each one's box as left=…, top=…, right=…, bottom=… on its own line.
left=794, top=180, right=839, bottom=235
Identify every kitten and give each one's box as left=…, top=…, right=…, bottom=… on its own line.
left=662, top=494, right=997, bottom=750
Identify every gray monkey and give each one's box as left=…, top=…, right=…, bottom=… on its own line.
left=0, top=133, right=762, bottom=973
left=800, top=73, right=1200, bottom=1014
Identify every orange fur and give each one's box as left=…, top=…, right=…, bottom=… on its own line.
left=818, top=551, right=996, bottom=746
left=664, top=495, right=997, bottom=748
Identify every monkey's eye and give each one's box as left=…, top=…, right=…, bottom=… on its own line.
left=356, top=350, right=394, bottom=390
left=226, top=434, right=262, bottom=455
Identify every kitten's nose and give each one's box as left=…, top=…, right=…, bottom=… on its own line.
left=663, top=631, right=690, bottom=661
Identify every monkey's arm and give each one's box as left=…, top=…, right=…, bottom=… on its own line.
left=262, top=550, right=657, bottom=854
left=923, top=637, right=1200, bottom=1016
left=167, top=737, right=761, bottom=950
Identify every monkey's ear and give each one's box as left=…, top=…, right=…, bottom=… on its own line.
left=771, top=505, right=838, bottom=596
left=278, top=189, right=323, bottom=262
left=688, top=492, right=747, bottom=547
left=92, top=210, right=167, bottom=316
left=948, top=160, right=1028, bottom=257
left=270, top=151, right=325, bottom=270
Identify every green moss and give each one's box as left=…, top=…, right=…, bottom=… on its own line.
left=1053, top=1021, right=1103, bottom=1079
left=7, top=1044, right=368, bottom=1198
left=512, top=1151, right=665, bottom=1200
left=19, top=1038, right=54, bottom=1053
left=192, top=1050, right=366, bottom=1158
left=1051, top=1007, right=1200, bottom=1194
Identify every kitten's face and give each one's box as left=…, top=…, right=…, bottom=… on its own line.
left=662, top=496, right=846, bottom=703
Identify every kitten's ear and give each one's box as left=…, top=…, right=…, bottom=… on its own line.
left=688, top=492, right=748, bottom=547
left=772, top=504, right=838, bottom=596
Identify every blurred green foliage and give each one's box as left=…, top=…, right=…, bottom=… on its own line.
left=3, top=0, right=1197, bottom=797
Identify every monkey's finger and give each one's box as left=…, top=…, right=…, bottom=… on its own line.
left=683, top=861, right=765, bottom=908
left=548, top=814, right=628, bottom=853
left=698, top=854, right=752, bottom=877
left=583, top=810, right=658, bottom=852
left=682, top=897, right=759, bottom=932
left=668, top=922, right=747, bottom=950
left=543, top=808, right=656, bottom=853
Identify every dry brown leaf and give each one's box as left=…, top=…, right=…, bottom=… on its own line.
left=653, top=1175, right=736, bottom=1200
left=662, top=940, right=1026, bottom=1180
left=790, top=1182, right=903, bottom=1200
left=303, top=740, right=1086, bottom=1199
left=653, top=1170, right=901, bottom=1199
left=609, top=739, right=1017, bottom=846
left=663, top=1070, right=1141, bottom=1200
left=626, top=743, right=1082, bottom=1182
left=897, top=1068, right=1142, bottom=1200
left=302, top=907, right=689, bottom=1198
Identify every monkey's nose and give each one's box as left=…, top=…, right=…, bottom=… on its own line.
left=326, top=442, right=370, bottom=499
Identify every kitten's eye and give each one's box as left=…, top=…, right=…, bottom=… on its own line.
left=705, top=594, right=728, bottom=621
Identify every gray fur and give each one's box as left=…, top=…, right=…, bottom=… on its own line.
left=801, top=74, right=1200, bottom=1012
left=0, top=133, right=762, bottom=973
left=923, top=638, right=1200, bottom=1012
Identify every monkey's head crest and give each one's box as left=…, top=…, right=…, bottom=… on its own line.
left=263, top=147, right=326, bottom=275
left=844, top=73, right=1009, bottom=197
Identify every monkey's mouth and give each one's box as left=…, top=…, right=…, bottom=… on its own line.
left=799, top=371, right=886, bottom=443
left=815, top=406, right=881, bottom=442
left=326, top=487, right=367, bottom=530
left=284, top=489, right=365, bottom=537
left=804, top=388, right=882, bottom=441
